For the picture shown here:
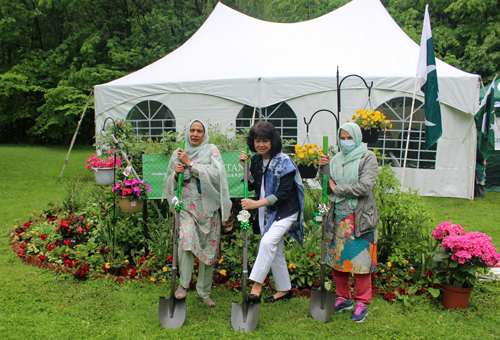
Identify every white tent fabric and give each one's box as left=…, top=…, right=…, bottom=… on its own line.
left=94, top=0, right=480, bottom=199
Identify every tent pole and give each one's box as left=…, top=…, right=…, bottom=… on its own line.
left=251, top=77, right=261, bottom=126
left=401, top=77, right=418, bottom=188
left=58, top=89, right=93, bottom=182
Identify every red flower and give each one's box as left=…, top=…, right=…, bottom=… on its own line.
left=423, top=270, right=432, bottom=277
left=384, top=292, right=396, bottom=302
left=102, top=264, right=109, bottom=272
left=142, top=272, right=147, bottom=277
left=105, top=247, right=111, bottom=252
left=77, top=227, right=83, bottom=234
left=386, top=275, right=392, bottom=281
left=130, top=268, right=138, bottom=278
left=308, top=253, right=315, bottom=258
left=141, top=268, right=146, bottom=272
left=23, top=222, right=32, bottom=227
left=400, top=288, right=406, bottom=295
left=40, top=234, right=47, bottom=240
left=17, top=250, right=25, bottom=258
left=21, top=243, right=27, bottom=249
left=78, top=216, right=83, bottom=220
left=194, top=259, right=200, bottom=266
left=63, top=239, right=71, bottom=245
left=86, top=225, right=91, bottom=230
left=263, top=278, right=270, bottom=286
left=167, top=256, right=173, bottom=263
left=409, top=268, right=416, bottom=274
left=39, top=253, right=46, bottom=261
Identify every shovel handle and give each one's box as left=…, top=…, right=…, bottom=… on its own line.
left=177, top=141, right=185, bottom=199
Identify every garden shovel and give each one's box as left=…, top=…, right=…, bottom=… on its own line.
left=159, top=141, right=187, bottom=329
left=231, top=147, right=259, bottom=333
left=310, top=136, right=336, bottom=322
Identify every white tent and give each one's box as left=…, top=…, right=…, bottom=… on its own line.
left=94, top=0, right=480, bottom=199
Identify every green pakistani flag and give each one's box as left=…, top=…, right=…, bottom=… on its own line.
left=417, top=5, right=442, bottom=149
left=475, top=75, right=498, bottom=159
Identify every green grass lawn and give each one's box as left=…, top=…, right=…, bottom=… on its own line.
left=1, top=145, right=499, bottom=339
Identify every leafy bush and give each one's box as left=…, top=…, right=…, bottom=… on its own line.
left=374, top=161, right=434, bottom=272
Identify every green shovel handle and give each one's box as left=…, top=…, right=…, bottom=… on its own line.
left=322, top=136, right=328, bottom=203
left=177, top=141, right=185, bottom=199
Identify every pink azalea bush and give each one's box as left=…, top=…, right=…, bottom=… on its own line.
left=111, top=179, right=151, bottom=202
left=86, top=151, right=122, bottom=171
left=431, top=222, right=500, bottom=288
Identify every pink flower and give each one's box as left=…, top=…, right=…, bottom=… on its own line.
left=190, top=204, right=196, bottom=211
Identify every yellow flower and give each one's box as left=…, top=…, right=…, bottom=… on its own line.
left=388, top=262, right=392, bottom=268
left=298, top=153, right=306, bottom=159
left=304, top=144, right=309, bottom=148
left=352, top=115, right=357, bottom=120
left=312, top=143, right=318, bottom=148
left=105, top=263, right=110, bottom=269
left=150, top=277, right=155, bottom=282
left=66, top=248, right=69, bottom=252
left=32, top=245, right=35, bottom=248
left=295, top=144, right=300, bottom=150
left=381, top=269, right=385, bottom=273
left=308, top=149, right=314, bottom=155
left=218, top=256, right=224, bottom=264
left=220, top=269, right=227, bottom=276
left=362, top=113, right=368, bottom=119
left=162, top=267, right=168, bottom=272
left=14, top=226, right=17, bottom=229
left=390, top=123, right=393, bottom=128
left=162, top=278, right=166, bottom=282
left=356, top=109, right=364, bottom=115
left=31, top=231, right=35, bottom=234
left=288, top=263, right=296, bottom=270
left=125, top=260, right=129, bottom=263
left=346, top=119, right=349, bottom=122
left=362, top=120, right=367, bottom=125
left=319, top=149, right=323, bottom=153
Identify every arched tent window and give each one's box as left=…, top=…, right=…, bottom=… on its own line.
left=236, top=102, right=297, bottom=153
left=372, top=97, right=437, bottom=169
left=126, top=100, right=175, bottom=138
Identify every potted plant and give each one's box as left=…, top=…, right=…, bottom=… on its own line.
left=291, top=143, right=322, bottom=178
left=86, top=151, right=122, bottom=186
left=349, top=109, right=392, bottom=143
left=431, top=222, right=500, bottom=309
left=111, top=179, right=151, bottom=213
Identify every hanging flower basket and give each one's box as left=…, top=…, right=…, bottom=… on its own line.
left=93, top=167, right=116, bottom=186
left=361, top=128, right=380, bottom=144
left=298, top=164, right=318, bottom=179
left=119, top=197, right=143, bottom=213
left=119, top=196, right=144, bottom=214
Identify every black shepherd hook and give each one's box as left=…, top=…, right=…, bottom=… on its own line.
left=336, top=67, right=374, bottom=117
left=303, top=109, right=340, bottom=135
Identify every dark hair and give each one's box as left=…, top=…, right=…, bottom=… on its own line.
left=246, top=121, right=282, bottom=157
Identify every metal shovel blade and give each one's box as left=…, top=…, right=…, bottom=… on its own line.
left=158, top=296, right=186, bottom=329
left=309, top=288, right=336, bottom=322
left=231, top=301, right=259, bottom=333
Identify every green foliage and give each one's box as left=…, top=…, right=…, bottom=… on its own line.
left=374, top=161, right=434, bottom=272
left=284, top=221, right=322, bottom=288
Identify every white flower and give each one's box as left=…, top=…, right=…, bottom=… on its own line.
left=172, top=197, right=180, bottom=206
left=237, top=210, right=251, bottom=223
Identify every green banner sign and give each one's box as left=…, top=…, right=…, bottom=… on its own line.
left=142, top=151, right=252, bottom=199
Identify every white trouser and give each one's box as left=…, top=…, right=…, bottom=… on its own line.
left=249, top=212, right=298, bottom=291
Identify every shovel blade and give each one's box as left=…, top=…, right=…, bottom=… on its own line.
left=158, top=296, right=186, bottom=329
left=231, top=301, right=259, bottom=333
left=309, top=288, right=336, bottom=322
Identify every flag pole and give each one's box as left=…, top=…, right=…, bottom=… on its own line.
left=58, top=89, right=93, bottom=181
left=401, top=76, right=419, bottom=188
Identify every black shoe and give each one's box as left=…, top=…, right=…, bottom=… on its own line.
left=247, top=293, right=262, bottom=303
left=264, top=290, right=293, bottom=303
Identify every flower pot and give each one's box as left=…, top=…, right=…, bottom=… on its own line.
left=442, top=284, right=473, bottom=309
left=298, top=164, right=318, bottom=179
left=119, top=197, right=143, bottom=213
left=93, top=167, right=116, bottom=186
left=361, top=128, right=380, bottom=144
left=119, top=265, right=130, bottom=276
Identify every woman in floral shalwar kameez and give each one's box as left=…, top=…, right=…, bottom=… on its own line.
left=163, top=120, right=232, bottom=307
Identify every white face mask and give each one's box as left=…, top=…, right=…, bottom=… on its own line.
left=340, top=139, right=356, bottom=153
